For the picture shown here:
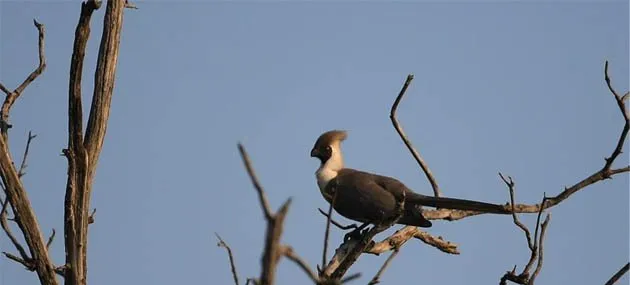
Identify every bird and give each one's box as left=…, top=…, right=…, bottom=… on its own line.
left=310, top=129, right=509, bottom=230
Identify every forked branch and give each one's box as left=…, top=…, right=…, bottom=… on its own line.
left=422, top=61, right=629, bottom=221
left=238, top=143, right=318, bottom=285
left=499, top=178, right=552, bottom=285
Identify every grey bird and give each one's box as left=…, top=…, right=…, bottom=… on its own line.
left=310, top=130, right=509, bottom=229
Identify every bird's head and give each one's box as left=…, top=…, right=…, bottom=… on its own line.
left=310, top=130, right=348, bottom=165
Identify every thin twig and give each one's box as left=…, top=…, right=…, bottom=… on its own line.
left=237, top=143, right=293, bottom=285
left=46, top=229, right=56, bottom=249
left=528, top=214, right=551, bottom=285
left=282, top=246, right=319, bottom=284
left=18, top=131, right=37, bottom=178
left=390, top=74, right=441, bottom=197
left=237, top=143, right=272, bottom=221
left=604, top=263, right=630, bottom=285
left=318, top=208, right=358, bottom=230
left=0, top=198, right=30, bottom=262
left=340, top=272, right=362, bottom=284
left=500, top=173, right=534, bottom=250
left=216, top=233, right=240, bottom=285
left=88, top=208, right=96, bottom=224
left=322, top=191, right=337, bottom=270
left=3, top=252, right=34, bottom=271
left=422, top=61, right=630, bottom=222
left=603, top=61, right=629, bottom=171
left=0, top=20, right=46, bottom=135
left=368, top=248, right=400, bottom=285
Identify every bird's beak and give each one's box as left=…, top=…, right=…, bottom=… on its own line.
left=310, top=148, right=319, bottom=158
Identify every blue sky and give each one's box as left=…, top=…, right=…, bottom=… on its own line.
left=0, top=1, right=628, bottom=285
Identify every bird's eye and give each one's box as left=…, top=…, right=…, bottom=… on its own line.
left=325, top=146, right=332, bottom=153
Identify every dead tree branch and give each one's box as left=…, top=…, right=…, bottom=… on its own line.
left=367, top=248, right=400, bottom=285
left=422, top=61, right=629, bottom=222
left=0, top=0, right=128, bottom=284
left=216, top=233, right=240, bottom=285
left=238, top=143, right=298, bottom=285
left=0, top=18, right=59, bottom=285
left=321, top=191, right=337, bottom=271
left=604, top=263, right=630, bottom=285
left=18, top=131, right=37, bottom=178
left=1, top=198, right=32, bottom=269
left=62, top=1, right=128, bottom=284
left=0, top=19, right=46, bottom=136
left=281, top=246, right=319, bottom=284
left=390, top=74, right=441, bottom=198
left=499, top=179, right=552, bottom=285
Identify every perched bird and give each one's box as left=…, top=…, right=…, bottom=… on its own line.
left=310, top=130, right=509, bottom=229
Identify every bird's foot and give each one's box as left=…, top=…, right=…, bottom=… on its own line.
left=343, top=222, right=371, bottom=242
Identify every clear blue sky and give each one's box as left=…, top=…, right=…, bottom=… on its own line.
left=0, top=1, right=628, bottom=285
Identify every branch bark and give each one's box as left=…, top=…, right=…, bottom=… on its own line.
left=63, top=1, right=127, bottom=284
left=0, top=19, right=59, bottom=285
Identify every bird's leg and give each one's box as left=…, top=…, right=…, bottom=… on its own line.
left=343, top=222, right=371, bottom=242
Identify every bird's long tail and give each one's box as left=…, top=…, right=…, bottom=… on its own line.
left=408, top=192, right=510, bottom=214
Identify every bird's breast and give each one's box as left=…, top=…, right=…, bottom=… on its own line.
left=315, top=167, right=337, bottom=203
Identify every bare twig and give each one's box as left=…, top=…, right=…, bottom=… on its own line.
left=238, top=143, right=293, bottom=285
left=604, top=263, right=630, bottom=285
left=318, top=208, right=358, bottom=230
left=0, top=19, right=46, bottom=135
left=3, top=252, right=34, bottom=271
left=237, top=143, right=273, bottom=221
left=0, top=84, right=9, bottom=96
left=421, top=61, right=630, bottom=222
left=529, top=214, right=550, bottom=285
left=46, top=229, right=56, bottom=250
left=18, top=131, right=37, bottom=178
left=499, top=186, right=552, bottom=285
left=340, top=272, right=362, bottom=284
left=390, top=74, right=441, bottom=197
left=322, top=191, right=337, bottom=270
left=0, top=198, right=30, bottom=263
left=368, top=248, right=400, bottom=285
left=603, top=61, right=629, bottom=171
left=216, top=233, right=240, bottom=285
left=88, top=208, right=96, bottom=224
left=281, top=246, right=319, bottom=284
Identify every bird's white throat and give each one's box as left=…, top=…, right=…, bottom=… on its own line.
left=315, top=144, right=344, bottom=191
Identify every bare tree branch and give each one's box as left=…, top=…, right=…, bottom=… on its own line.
left=340, top=273, right=361, bottom=284
left=0, top=19, right=46, bottom=135
left=367, top=248, right=400, bottom=285
left=3, top=252, right=34, bottom=271
left=281, top=246, right=319, bottom=284
left=18, top=131, right=37, bottom=178
left=0, top=19, right=58, bottom=284
left=423, top=60, right=630, bottom=222
left=46, top=229, right=56, bottom=250
left=499, top=184, right=552, bottom=285
left=528, top=215, right=550, bottom=285
left=321, top=191, right=337, bottom=270
left=238, top=143, right=293, bottom=285
left=317, top=208, right=358, bottom=231
left=604, top=263, right=630, bottom=285
left=0, top=198, right=31, bottom=264
left=237, top=143, right=273, bottom=221
left=216, top=233, right=240, bottom=285
left=390, top=74, right=441, bottom=197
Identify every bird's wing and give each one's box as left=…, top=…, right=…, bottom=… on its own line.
left=326, top=169, right=398, bottom=223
